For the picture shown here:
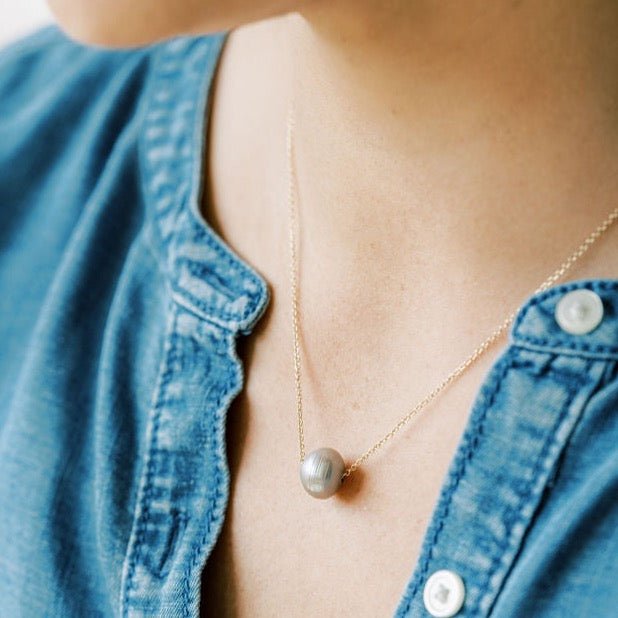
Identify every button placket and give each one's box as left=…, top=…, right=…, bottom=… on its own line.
left=394, top=280, right=617, bottom=618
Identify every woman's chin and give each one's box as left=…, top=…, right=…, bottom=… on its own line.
left=44, top=0, right=308, bottom=49
left=45, top=0, right=209, bottom=48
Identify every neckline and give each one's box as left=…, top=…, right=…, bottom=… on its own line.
left=138, top=28, right=617, bottom=341
left=139, top=30, right=272, bottom=335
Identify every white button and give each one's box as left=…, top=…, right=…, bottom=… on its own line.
left=554, top=289, right=604, bottom=335
left=423, top=569, right=466, bottom=617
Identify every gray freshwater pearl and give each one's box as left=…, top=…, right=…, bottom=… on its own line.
left=299, top=447, right=345, bottom=499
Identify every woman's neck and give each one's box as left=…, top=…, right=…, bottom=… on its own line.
left=206, top=1, right=618, bottom=332
left=275, top=1, right=618, bottom=284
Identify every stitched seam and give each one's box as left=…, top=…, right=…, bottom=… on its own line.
left=171, top=291, right=239, bottom=335
left=121, top=301, right=180, bottom=616
left=512, top=334, right=618, bottom=356
left=514, top=280, right=618, bottom=326
left=143, top=223, right=172, bottom=279
left=171, top=278, right=260, bottom=324
left=145, top=40, right=187, bottom=254
left=403, top=352, right=586, bottom=615
left=475, top=371, right=588, bottom=615
left=512, top=280, right=618, bottom=335
left=512, top=340, right=618, bottom=362
left=399, top=351, right=514, bottom=615
left=138, top=40, right=170, bottom=266
left=173, top=30, right=266, bottom=322
left=510, top=280, right=618, bottom=359
left=174, top=223, right=265, bottom=318
left=140, top=36, right=266, bottom=327
left=177, top=27, right=267, bottom=324
left=181, top=333, right=241, bottom=617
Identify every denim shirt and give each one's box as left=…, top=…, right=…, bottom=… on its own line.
left=0, top=24, right=616, bottom=618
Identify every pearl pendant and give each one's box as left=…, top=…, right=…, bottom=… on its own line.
left=299, top=447, right=345, bottom=499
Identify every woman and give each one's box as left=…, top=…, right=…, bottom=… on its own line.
left=0, top=1, right=616, bottom=616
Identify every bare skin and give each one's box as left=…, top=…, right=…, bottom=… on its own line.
left=47, top=0, right=618, bottom=615
left=197, top=4, right=618, bottom=616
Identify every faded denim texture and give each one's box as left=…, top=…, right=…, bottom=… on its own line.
left=0, top=25, right=616, bottom=618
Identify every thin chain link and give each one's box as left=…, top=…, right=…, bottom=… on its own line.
left=287, top=100, right=306, bottom=462
left=286, top=99, right=618, bottom=482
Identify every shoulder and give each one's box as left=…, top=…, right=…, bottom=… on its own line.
left=0, top=24, right=227, bottom=236
left=0, top=25, right=228, bottom=178
left=0, top=25, right=159, bottom=166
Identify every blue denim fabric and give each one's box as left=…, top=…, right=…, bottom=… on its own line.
left=0, top=24, right=616, bottom=618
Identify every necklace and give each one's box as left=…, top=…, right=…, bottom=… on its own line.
left=286, top=101, right=618, bottom=500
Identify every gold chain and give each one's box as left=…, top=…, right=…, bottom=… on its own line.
left=286, top=100, right=618, bottom=483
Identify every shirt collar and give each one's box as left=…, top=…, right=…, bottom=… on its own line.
left=511, top=278, right=618, bottom=359
left=140, top=30, right=271, bottom=335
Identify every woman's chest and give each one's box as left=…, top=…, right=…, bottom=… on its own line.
left=198, top=338, right=502, bottom=617
left=198, top=403, right=434, bottom=617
